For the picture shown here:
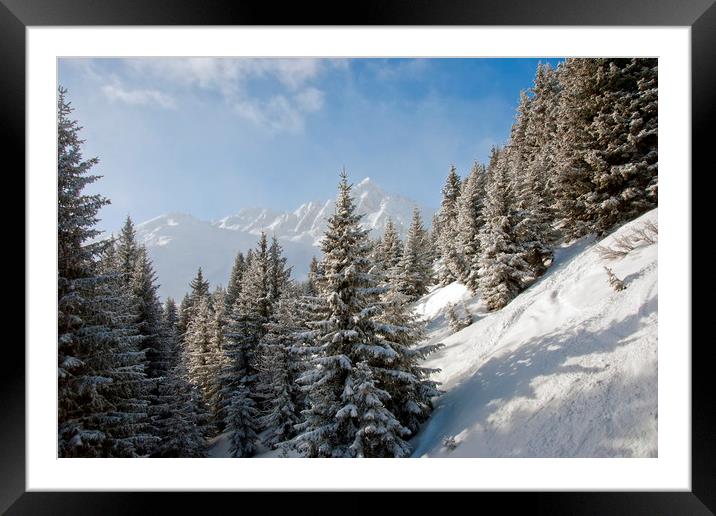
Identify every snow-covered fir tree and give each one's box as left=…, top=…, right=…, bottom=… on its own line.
left=57, top=87, right=153, bottom=457
left=117, top=216, right=140, bottom=281
left=223, top=234, right=272, bottom=393
left=223, top=246, right=268, bottom=457
left=396, top=208, right=433, bottom=301
left=374, top=218, right=403, bottom=279
left=128, top=246, right=171, bottom=453
left=153, top=298, right=208, bottom=457
left=156, top=357, right=210, bottom=457
left=553, top=58, right=658, bottom=239
left=225, top=382, right=259, bottom=457
left=221, top=233, right=273, bottom=446
left=377, top=265, right=443, bottom=434
left=130, top=247, right=166, bottom=379
left=178, top=267, right=211, bottom=342
left=456, top=162, right=487, bottom=292
left=505, top=90, right=534, bottom=194
left=253, top=236, right=293, bottom=416
left=268, top=235, right=292, bottom=304
left=161, top=298, right=179, bottom=365
left=257, top=294, right=305, bottom=449
left=163, top=298, right=178, bottom=327
left=429, top=212, right=440, bottom=247
left=478, top=148, right=530, bottom=311
left=225, top=251, right=246, bottom=310
left=208, top=287, right=230, bottom=428
left=184, top=296, right=224, bottom=429
left=435, top=166, right=463, bottom=285
left=445, top=302, right=473, bottom=333
left=584, top=58, right=658, bottom=234
left=176, top=293, right=192, bottom=339
left=524, top=62, right=561, bottom=242
left=293, top=172, right=415, bottom=458
left=553, top=58, right=606, bottom=239
left=305, top=255, right=323, bottom=296
left=506, top=92, right=554, bottom=282
left=345, top=361, right=411, bottom=458
left=189, top=267, right=211, bottom=305
left=99, top=240, right=159, bottom=456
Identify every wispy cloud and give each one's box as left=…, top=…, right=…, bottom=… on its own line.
left=233, top=87, right=325, bottom=134
left=102, top=82, right=176, bottom=109
left=125, top=58, right=328, bottom=92
left=112, top=58, right=340, bottom=132
left=234, top=96, right=302, bottom=133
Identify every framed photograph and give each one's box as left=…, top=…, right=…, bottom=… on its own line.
left=10, top=0, right=710, bottom=511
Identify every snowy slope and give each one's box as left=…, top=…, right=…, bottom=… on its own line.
left=206, top=210, right=657, bottom=459
left=410, top=209, right=658, bottom=457
left=133, top=178, right=430, bottom=300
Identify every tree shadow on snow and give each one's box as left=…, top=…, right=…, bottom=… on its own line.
left=411, top=296, right=657, bottom=458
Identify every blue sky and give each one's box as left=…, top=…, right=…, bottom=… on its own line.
left=58, top=58, right=562, bottom=231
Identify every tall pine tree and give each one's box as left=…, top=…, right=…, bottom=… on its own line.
left=435, top=165, right=463, bottom=285
left=153, top=298, right=208, bottom=457
left=225, top=251, right=246, bottom=309
left=257, top=295, right=305, bottom=449
left=377, top=265, right=443, bottom=434
left=478, top=148, right=530, bottom=311
left=184, top=296, right=224, bottom=431
left=396, top=208, right=433, bottom=301
left=292, top=172, right=411, bottom=458
left=58, top=87, right=153, bottom=457
left=221, top=233, right=273, bottom=452
left=456, top=162, right=487, bottom=292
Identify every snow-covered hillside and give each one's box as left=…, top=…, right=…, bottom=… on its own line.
left=410, top=208, right=658, bottom=457
left=133, top=178, right=430, bottom=300
left=207, top=209, right=657, bottom=459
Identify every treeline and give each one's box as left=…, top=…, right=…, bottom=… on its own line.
left=431, top=58, right=657, bottom=310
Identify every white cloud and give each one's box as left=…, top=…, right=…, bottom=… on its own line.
left=70, top=58, right=349, bottom=133
left=125, top=58, right=328, bottom=93
left=232, top=87, right=326, bottom=133
left=119, top=58, right=342, bottom=133
left=102, top=83, right=176, bottom=109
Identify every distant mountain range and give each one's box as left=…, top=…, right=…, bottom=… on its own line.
left=133, top=178, right=432, bottom=300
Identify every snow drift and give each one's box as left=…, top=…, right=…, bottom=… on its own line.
left=410, top=208, right=658, bottom=457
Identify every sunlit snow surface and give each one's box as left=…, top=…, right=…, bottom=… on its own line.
left=410, top=209, right=657, bottom=457
left=208, top=209, right=658, bottom=458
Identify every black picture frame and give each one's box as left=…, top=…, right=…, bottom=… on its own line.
left=7, top=0, right=711, bottom=512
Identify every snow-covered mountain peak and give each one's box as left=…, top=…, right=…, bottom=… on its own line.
left=139, top=212, right=199, bottom=228
left=136, top=212, right=206, bottom=247
left=354, top=177, right=381, bottom=193
left=131, top=177, right=433, bottom=300
left=211, top=177, right=428, bottom=245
